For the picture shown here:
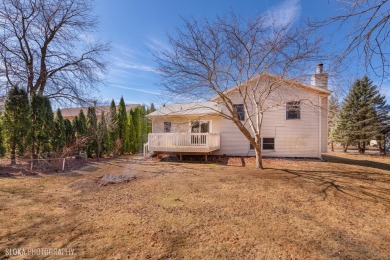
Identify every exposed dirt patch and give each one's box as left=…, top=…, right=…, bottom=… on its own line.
left=0, top=153, right=389, bottom=259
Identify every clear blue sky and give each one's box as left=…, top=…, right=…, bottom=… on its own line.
left=92, top=0, right=390, bottom=106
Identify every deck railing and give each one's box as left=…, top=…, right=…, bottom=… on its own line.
left=147, top=133, right=220, bottom=153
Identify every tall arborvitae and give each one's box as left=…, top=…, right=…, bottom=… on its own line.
left=52, top=109, right=66, bottom=153
left=140, top=105, right=149, bottom=144
left=108, top=99, right=118, bottom=154
left=127, top=110, right=137, bottom=153
left=328, top=95, right=340, bottom=151
left=146, top=103, right=154, bottom=135
left=86, top=106, right=98, bottom=157
left=64, top=119, right=74, bottom=146
left=41, top=97, right=54, bottom=153
left=3, top=86, right=30, bottom=164
left=117, top=97, right=127, bottom=154
left=30, top=94, right=45, bottom=155
left=134, top=107, right=143, bottom=152
left=0, top=118, right=6, bottom=157
left=74, top=109, right=88, bottom=138
left=96, top=111, right=109, bottom=160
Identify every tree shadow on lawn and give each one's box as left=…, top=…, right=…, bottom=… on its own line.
left=0, top=213, right=94, bottom=258
left=272, top=166, right=390, bottom=204
left=323, top=154, right=390, bottom=171
left=0, top=166, right=41, bottom=179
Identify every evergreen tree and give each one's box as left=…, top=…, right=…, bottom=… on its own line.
left=96, top=111, right=109, bottom=160
left=0, top=118, right=6, bottom=157
left=74, top=109, right=88, bottom=138
left=337, top=76, right=388, bottom=153
left=64, top=119, right=74, bottom=146
left=127, top=110, right=136, bottom=153
left=52, top=109, right=66, bottom=153
left=108, top=99, right=118, bottom=154
left=146, top=103, right=154, bottom=135
left=3, top=86, right=30, bottom=164
left=150, top=103, right=156, bottom=112
left=133, top=107, right=143, bottom=152
left=117, top=97, right=127, bottom=154
left=86, top=106, right=98, bottom=157
left=328, top=95, right=340, bottom=151
left=29, top=95, right=54, bottom=155
left=372, top=85, right=390, bottom=153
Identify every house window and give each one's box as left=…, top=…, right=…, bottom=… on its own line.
left=191, top=121, right=209, bottom=133
left=262, top=138, right=275, bottom=150
left=233, top=104, right=245, bottom=121
left=164, top=122, right=171, bottom=133
left=286, top=101, right=301, bottom=120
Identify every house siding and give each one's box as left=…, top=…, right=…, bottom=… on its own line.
left=149, top=83, right=329, bottom=158
left=210, top=86, right=324, bottom=157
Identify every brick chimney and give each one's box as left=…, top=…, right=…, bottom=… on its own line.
left=311, top=63, right=328, bottom=89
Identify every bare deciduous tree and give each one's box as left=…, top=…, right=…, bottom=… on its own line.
left=0, top=0, right=109, bottom=103
left=315, top=0, right=389, bottom=79
left=156, top=15, right=324, bottom=169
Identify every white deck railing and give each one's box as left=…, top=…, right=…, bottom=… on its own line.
left=147, top=133, right=220, bottom=153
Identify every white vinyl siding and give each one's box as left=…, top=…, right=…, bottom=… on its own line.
left=150, top=84, right=328, bottom=158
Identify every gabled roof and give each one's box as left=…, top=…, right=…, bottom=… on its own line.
left=210, top=72, right=331, bottom=101
left=146, top=102, right=221, bottom=118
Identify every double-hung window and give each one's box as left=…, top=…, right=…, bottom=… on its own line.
left=262, top=138, right=275, bottom=150
left=286, top=101, right=301, bottom=120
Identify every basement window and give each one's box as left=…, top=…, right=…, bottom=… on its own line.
left=262, top=138, right=275, bottom=150
left=164, top=122, right=171, bottom=133
left=286, top=101, right=301, bottom=120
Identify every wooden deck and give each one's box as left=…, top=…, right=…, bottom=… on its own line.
left=144, top=133, right=220, bottom=155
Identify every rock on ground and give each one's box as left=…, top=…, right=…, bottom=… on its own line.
left=99, top=173, right=137, bottom=186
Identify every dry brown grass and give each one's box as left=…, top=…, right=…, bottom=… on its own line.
left=0, top=152, right=389, bottom=259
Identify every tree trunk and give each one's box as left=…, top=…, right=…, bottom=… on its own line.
left=10, top=141, right=16, bottom=165
left=359, top=142, right=366, bottom=154
left=254, top=147, right=263, bottom=169
left=331, top=142, right=334, bottom=152
left=97, top=143, right=101, bottom=161
left=378, top=141, right=384, bottom=154
left=343, top=143, right=348, bottom=152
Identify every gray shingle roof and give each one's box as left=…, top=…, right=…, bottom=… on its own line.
left=146, top=102, right=221, bottom=117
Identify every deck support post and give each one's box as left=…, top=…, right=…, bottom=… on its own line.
left=205, top=154, right=208, bottom=162
left=179, top=153, right=182, bottom=161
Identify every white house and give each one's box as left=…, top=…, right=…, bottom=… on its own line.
left=144, top=64, right=331, bottom=159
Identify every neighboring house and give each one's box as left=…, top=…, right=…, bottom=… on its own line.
left=60, top=104, right=139, bottom=121
left=369, top=140, right=378, bottom=147
left=145, top=65, right=331, bottom=159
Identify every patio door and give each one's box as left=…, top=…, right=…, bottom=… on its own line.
left=191, top=121, right=209, bottom=145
